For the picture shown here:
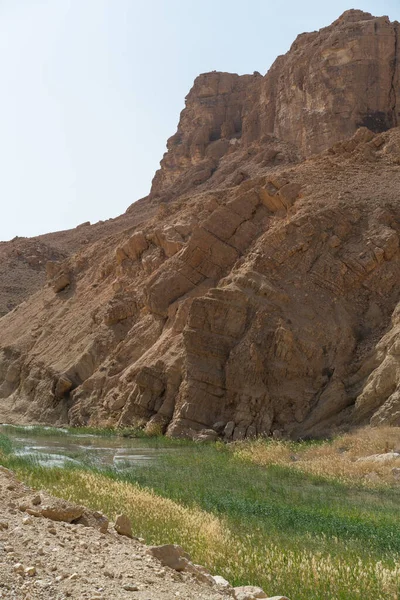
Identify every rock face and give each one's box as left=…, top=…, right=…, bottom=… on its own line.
left=1, top=11, right=400, bottom=437
left=0, top=197, right=156, bottom=318
left=151, top=10, right=400, bottom=200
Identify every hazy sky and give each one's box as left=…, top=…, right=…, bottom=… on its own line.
left=1, top=0, right=399, bottom=241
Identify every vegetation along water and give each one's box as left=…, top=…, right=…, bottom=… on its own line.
left=0, top=425, right=399, bottom=600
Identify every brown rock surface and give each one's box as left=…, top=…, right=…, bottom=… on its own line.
left=1, top=11, right=400, bottom=437
left=0, top=197, right=156, bottom=318
left=151, top=10, right=400, bottom=200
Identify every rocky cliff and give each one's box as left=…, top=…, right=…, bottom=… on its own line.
left=0, top=10, right=400, bottom=438
left=151, top=10, right=400, bottom=199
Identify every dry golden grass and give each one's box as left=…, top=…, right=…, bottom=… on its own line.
left=233, top=426, right=400, bottom=485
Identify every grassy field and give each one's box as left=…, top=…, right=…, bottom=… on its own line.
left=0, top=429, right=399, bottom=600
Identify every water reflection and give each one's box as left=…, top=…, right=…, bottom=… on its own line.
left=0, top=425, right=173, bottom=471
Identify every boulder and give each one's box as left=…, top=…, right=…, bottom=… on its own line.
left=52, top=272, right=71, bottom=293
left=114, top=513, right=133, bottom=538
left=233, top=586, right=268, bottom=600
left=146, top=544, right=191, bottom=571
left=194, top=429, right=218, bottom=442
left=39, top=500, right=84, bottom=523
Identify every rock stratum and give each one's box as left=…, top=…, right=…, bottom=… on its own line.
left=1, top=9, right=400, bottom=439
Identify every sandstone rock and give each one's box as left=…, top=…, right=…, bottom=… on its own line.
left=194, top=429, right=219, bottom=442
left=122, top=583, right=139, bottom=591
left=13, top=563, right=24, bottom=575
left=46, top=261, right=72, bottom=293
left=212, top=575, right=231, bottom=589
left=357, top=452, right=400, bottom=464
left=146, top=544, right=191, bottom=571
left=278, top=183, right=301, bottom=208
left=52, top=272, right=71, bottom=293
left=114, top=514, right=132, bottom=538
left=185, top=562, right=215, bottom=585
left=40, top=500, right=84, bottom=523
left=116, top=231, right=148, bottom=263
left=104, top=295, right=137, bottom=325
left=233, top=586, right=268, bottom=600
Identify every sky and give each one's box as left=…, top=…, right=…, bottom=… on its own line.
left=0, top=1, right=399, bottom=241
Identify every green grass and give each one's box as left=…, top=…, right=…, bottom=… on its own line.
left=0, top=431, right=399, bottom=600
left=0, top=424, right=195, bottom=446
left=110, top=444, right=400, bottom=552
left=0, top=424, right=138, bottom=437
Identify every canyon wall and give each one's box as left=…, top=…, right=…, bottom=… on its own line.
left=0, top=10, right=400, bottom=437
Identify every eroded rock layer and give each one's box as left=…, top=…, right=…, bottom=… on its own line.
left=1, top=11, right=400, bottom=438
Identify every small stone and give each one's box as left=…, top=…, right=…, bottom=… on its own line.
left=233, top=586, right=268, bottom=600
left=68, top=572, right=79, bottom=580
left=114, top=514, right=133, bottom=538
left=48, top=527, right=57, bottom=535
left=123, top=584, right=139, bottom=591
left=4, top=545, right=14, bottom=553
left=13, top=563, right=25, bottom=575
left=146, top=544, right=190, bottom=571
left=25, top=566, right=36, bottom=577
left=104, top=570, right=114, bottom=578
left=26, top=508, right=42, bottom=517
left=34, top=580, right=51, bottom=589
left=32, top=495, right=42, bottom=506
left=22, top=516, right=33, bottom=525
left=212, top=575, right=231, bottom=588
left=0, top=521, right=9, bottom=530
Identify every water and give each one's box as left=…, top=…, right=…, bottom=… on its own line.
left=0, top=425, right=175, bottom=470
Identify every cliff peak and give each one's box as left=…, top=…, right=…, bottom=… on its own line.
left=151, top=9, right=400, bottom=201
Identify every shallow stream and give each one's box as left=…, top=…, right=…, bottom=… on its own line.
left=0, top=425, right=177, bottom=470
